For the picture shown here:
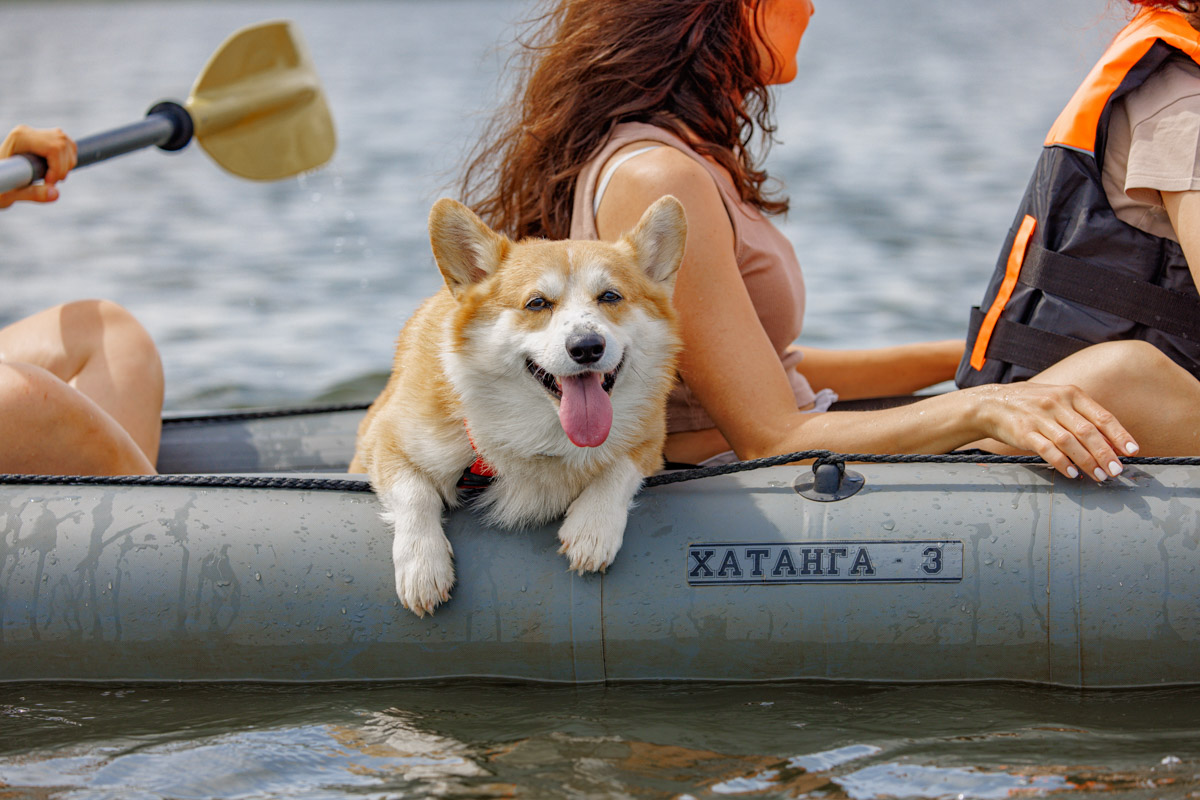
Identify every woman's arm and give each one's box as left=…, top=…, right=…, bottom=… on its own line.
left=788, top=340, right=963, bottom=400
left=596, top=147, right=1133, bottom=479
left=1162, top=189, right=1200, bottom=289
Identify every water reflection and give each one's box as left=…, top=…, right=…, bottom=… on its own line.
left=0, top=682, right=1196, bottom=798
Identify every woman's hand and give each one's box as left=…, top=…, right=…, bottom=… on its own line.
left=968, top=381, right=1138, bottom=481
left=0, top=125, right=78, bottom=209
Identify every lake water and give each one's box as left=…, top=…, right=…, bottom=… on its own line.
left=2, top=1, right=1199, bottom=797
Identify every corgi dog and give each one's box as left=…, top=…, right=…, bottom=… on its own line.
left=350, top=196, right=686, bottom=617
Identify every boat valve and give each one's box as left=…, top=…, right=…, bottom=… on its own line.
left=793, top=457, right=865, bottom=502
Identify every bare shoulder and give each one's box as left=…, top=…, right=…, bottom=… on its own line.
left=603, top=141, right=719, bottom=201
left=596, top=141, right=729, bottom=242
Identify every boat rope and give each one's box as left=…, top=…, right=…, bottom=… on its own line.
left=4, top=451, right=1200, bottom=493
left=642, top=450, right=1200, bottom=487
left=0, top=474, right=375, bottom=492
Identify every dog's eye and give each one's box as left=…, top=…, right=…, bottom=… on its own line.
left=598, top=290, right=622, bottom=304
left=525, top=296, right=551, bottom=311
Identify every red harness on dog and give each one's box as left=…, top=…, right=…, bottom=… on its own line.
left=457, top=424, right=495, bottom=492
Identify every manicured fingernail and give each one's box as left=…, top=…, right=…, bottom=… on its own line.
left=1126, top=441, right=1139, bottom=454
left=1067, top=466, right=1079, bottom=479
left=1093, top=468, right=1107, bottom=482
left=1108, top=461, right=1123, bottom=476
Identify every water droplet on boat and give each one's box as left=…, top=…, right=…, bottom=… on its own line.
left=254, top=572, right=261, bottom=581
left=881, top=520, right=895, bottom=531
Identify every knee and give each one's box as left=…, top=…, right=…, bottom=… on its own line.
left=63, top=299, right=153, bottom=346
left=64, top=298, right=162, bottom=383
left=1083, top=340, right=1173, bottom=384
left=105, top=300, right=161, bottom=369
left=1036, top=339, right=1178, bottom=399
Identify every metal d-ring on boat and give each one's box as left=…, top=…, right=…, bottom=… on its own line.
left=0, top=404, right=1198, bottom=688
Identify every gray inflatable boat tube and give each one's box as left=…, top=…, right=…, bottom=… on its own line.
left=0, top=407, right=1197, bottom=688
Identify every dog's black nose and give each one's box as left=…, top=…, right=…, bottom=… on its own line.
left=566, top=332, right=606, bottom=365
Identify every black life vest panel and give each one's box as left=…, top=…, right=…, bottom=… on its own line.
left=957, top=9, right=1200, bottom=388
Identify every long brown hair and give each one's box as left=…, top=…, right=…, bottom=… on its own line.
left=458, top=0, right=788, bottom=240
left=1124, top=0, right=1200, bottom=30
left=1126, top=0, right=1199, bottom=11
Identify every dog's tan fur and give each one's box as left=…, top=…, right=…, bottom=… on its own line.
left=351, top=196, right=686, bottom=616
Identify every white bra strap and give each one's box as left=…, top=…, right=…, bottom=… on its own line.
left=593, top=145, right=661, bottom=218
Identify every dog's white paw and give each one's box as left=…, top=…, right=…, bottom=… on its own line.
left=393, top=533, right=455, bottom=617
left=557, top=515, right=624, bottom=575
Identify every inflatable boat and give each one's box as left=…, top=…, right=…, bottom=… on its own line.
left=1, top=404, right=1197, bottom=688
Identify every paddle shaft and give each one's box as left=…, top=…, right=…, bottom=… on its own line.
left=0, top=101, right=193, bottom=194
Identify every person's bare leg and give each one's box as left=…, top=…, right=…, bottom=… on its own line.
left=0, top=299, right=163, bottom=469
left=976, top=340, right=1200, bottom=458
left=0, top=362, right=155, bottom=474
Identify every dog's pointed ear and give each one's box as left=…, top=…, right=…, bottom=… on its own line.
left=623, top=195, right=687, bottom=285
left=428, top=198, right=511, bottom=296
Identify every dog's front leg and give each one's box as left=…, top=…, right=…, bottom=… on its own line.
left=379, top=471, right=455, bottom=616
left=557, top=459, right=644, bottom=574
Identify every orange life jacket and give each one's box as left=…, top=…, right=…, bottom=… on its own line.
left=957, top=9, right=1200, bottom=387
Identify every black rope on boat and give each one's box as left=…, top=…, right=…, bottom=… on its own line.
left=642, top=450, right=1200, bottom=488
left=0, top=474, right=375, bottom=492
left=4, top=451, right=1200, bottom=494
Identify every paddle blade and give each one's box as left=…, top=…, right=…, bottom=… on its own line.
left=186, top=20, right=336, bottom=181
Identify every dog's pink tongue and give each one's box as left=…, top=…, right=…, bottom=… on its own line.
left=558, top=372, right=613, bottom=447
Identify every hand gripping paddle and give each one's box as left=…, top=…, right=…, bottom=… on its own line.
left=0, top=19, right=336, bottom=190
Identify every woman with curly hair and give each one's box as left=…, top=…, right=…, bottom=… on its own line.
left=458, top=0, right=1198, bottom=479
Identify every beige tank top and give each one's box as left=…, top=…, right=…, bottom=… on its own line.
left=570, top=122, right=815, bottom=433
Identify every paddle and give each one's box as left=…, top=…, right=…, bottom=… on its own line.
left=0, top=19, right=336, bottom=192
